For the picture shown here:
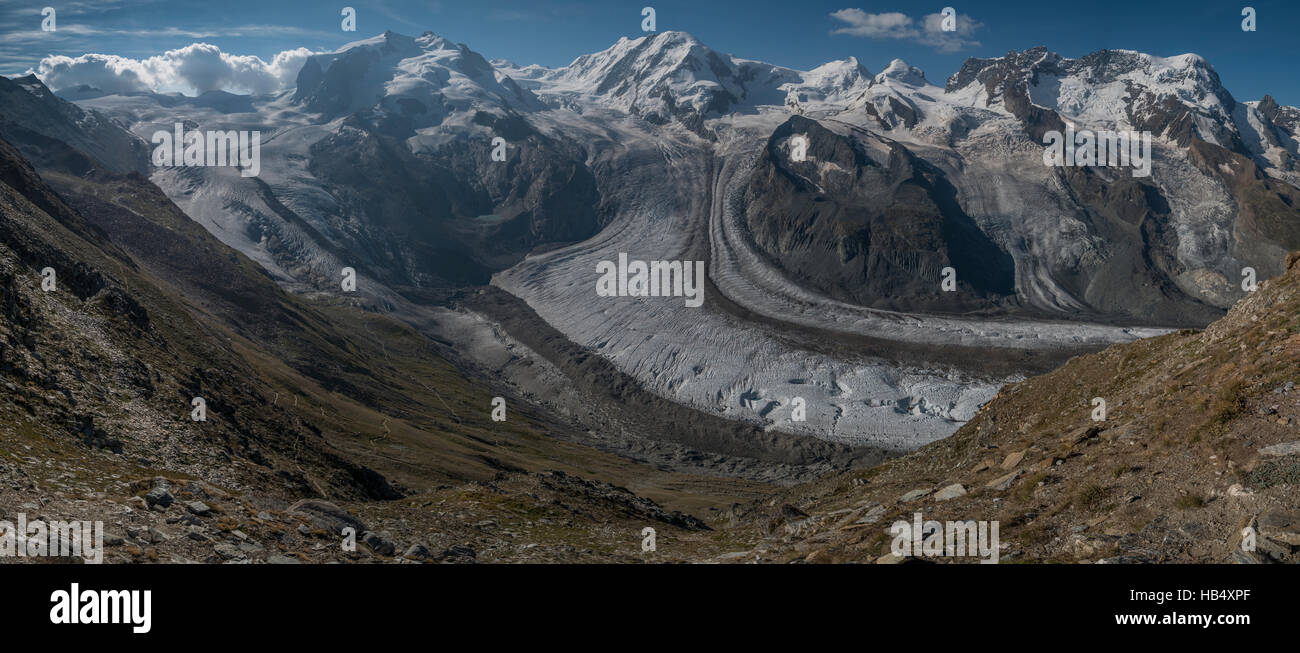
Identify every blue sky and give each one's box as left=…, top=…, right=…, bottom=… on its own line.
left=3, top=0, right=1299, bottom=103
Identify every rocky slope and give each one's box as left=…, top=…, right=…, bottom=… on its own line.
left=0, top=118, right=781, bottom=563
left=710, top=253, right=1300, bottom=563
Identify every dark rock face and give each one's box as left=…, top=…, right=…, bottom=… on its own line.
left=293, top=48, right=380, bottom=120
left=306, top=114, right=602, bottom=288
left=738, top=115, right=1015, bottom=312
left=1187, top=139, right=1300, bottom=279
left=0, top=75, right=150, bottom=174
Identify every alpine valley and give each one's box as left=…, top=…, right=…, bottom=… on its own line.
left=2, top=29, right=1299, bottom=563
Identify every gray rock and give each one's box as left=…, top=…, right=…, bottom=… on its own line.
left=1255, top=534, right=1291, bottom=561
left=403, top=543, right=430, bottom=560
left=854, top=505, right=886, bottom=525
left=439, top=544, right=477, bottom=563
left=185, top=501, right=212, bottom=517
left=362, top=531, right=396, bottom=556
left=144, top=486, right=173, bottom=508
left=1260, top=441, right=1300, bottom=457
left=934, top=484, right=967, bottom=500
left=266, top=554, right=302, bottom=565
left=237, top=541, right=265, bottom=554
left=1230, top=550, right=1267, bottom=564
left=986, top=471, right=1020, bottom=491
left=213, top=543, right=243, bottom=560
left=1259, top=510, right=1300, bottom=546
left=288, top=499, right=366, bottom=536
left=900, top=489, right=930, bottom=502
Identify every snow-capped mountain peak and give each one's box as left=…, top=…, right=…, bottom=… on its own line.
left=292, top=31, right=541, bottom=126
left=874, top=59, right=929, bottom=87
left=539, top=30, right=801, bottom=121
left=802, top=57, right=872, bottom=91
left=942, top=46, right=1240, bottom=146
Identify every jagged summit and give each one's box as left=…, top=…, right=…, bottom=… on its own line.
left=945, top=46, right=1230, bottom=108
left=936, top=45, right=1253, bottom=152
left=542, top=29, right=799, bottom=119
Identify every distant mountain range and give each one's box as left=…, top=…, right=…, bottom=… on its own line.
left=6, top=29, right=1300, bottom=448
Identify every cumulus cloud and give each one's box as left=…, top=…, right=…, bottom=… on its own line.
left=33, top=43, right=315, bottom=95
left=829, top=10, right=918, bottom=39
left=920, top=11, right=983, bottom=53
left=830, top=9, right=982, bottom=52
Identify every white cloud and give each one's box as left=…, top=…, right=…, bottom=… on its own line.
left=830, top=8, right=982, bottom=52
left=921, top=12, right=983, bottom=53
left=33, top=53, right=151, bottom=94
left=32, top=43, right=316, bottom=95
left=829, top=10, right=918, bottom=39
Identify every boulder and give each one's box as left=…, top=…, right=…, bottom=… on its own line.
left=144, top=485, right=173, bottom=509
left=288, top=499, right=366, bottom=535
left=1258, top=510, right=1300, bottom=546
left=900, top=489, right=930, bottom=502
left=934, top=484, right=967, bottom=501
left=361, top=531, right=396, bottom=556
left=1260, top=441, right=1300, bottom=457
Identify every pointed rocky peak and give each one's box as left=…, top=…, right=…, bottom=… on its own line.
left=13, top=73, right=54, bottom=98
left=1259, top=94, right=1280, bottom=117
left=561, top=29, right=714, bottom=84
left=551, top=29, right=789, bottom=120
left=945, top=46, right=1058, bottom=93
